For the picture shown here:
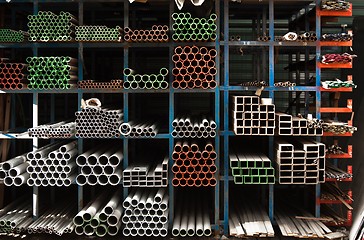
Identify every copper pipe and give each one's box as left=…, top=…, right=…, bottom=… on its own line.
left=182, top=141, right=190, bottom=152
left=201, top=81, right=209, bottom=89
left=201, top=178, right=209, bottom=186
left=179, top=178, right=187, bottom=187
left=205, top=159, right=214, bottom=166
left=209, top=178, right=217, bottom=186
left=209, top=151, right=217, bottom=160
left=179, top=80, right=187, bottom=89
left=194, top=179, right=202, bottom=187
left=176, top=159, right=183, bottom=166
left=174, top=142, right=182, bottom=152
left=187, top=178, right=194, bottom=187
left=201, top=165, right=209, bottom=173
left=172, top=68, right=180, bottom=76
left=205, top=143, right=214, bottom=152
left=172, top=165, right=180, bottom=173
left=208, top=165, right=217, bottom=173
left=191, top=143, right=199, bottom=152
left=179, top=152, right=187, bottom=160
left=187, top=80, right=194, bottom=89
left=183, top=46, right=191, bottom=54
left=183, top=173, right=190, bottom=179
left=172, top=80, right=180, bottom=89
left=194, top=151, right=202, bottom=160
left=172, top=178, right=180, bottom=186
left=200, top=47, right=208, bottom=55
left=175, top=46, right=183, bottom=54
left=209, top=49, right=217, bottom=58
left=172, top=152, right=180, bottom=161
left=179, top=165, right=187, bottom=173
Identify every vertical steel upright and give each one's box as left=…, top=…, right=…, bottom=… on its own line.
left=123, top=0, right=129, bottom=202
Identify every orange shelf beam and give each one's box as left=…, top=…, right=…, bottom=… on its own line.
left=326, top=153, right=352, bottom=159
left=320, top=87, right=352, bottom=92
left=317, top=3, right=353, bottom=17
left=325, top=222, right=352, bottom=227
left=323, top=132, right=352, bottom=137
left=325, top=178, right=352, bottom=182
left=320, top=107, right=352, bottom=113
left=319, top=199, right=353, bottom=204
left=318, top=62, right=353, bottom=69
left=319, top=41, right=353, bottom=47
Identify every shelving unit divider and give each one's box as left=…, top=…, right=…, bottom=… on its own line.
left=123, top=0, right=129, bottom=202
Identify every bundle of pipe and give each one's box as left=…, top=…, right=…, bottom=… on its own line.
left=297, top=32, right=317, bottom=42
left=321, top=183, right=353, bottom=206
left=229, top=198, right=274, bottom=237
left=124, top=25, right=169, bottom=42
left=241, top=80, right=268, bottom=87
left=75, top=107, right=123, bottom=138
left=172, top=141, right=217, bottom=187
left=0, top=60, right=28, bottom=90
left=75, top=26, right=122, bottom=42
left=28, top=121, right=76, bottom=138
left=321, top=53, right=357, bottom=64
left=275, top=32, right=298, bottom=41
left=172, top=46, right=217, bottom=89
left=275, top=139, right=325, bottom=184
left=119, top=121, right=158, bottom=138
left=172, top=191, right=211, bottom=237
left=26, top=56, right=78, bottom=90
left=123, top=68, right=169, bottom=90
left=175, top=0, right=206, bottom=10
left=229, top=152, right=275, bottom=184
left=325, top=163, right=352, bottom=180
left=171, top=13, right=217, bottom=42
left=276, top=113, right=323, bottom=136
left=322, top=121, right=357, bottom=134
left=321, top=33, right=353, bottom=42
left=326, top=144, right=345, bottom=155
left=321, top=204, right=349, bottom=226
left=321, top=0, right=351, bottom=11
left=229, top=35, right=241, bottom=41
left=26, top=141, right=77, bottom=187
left=28, top=11, right=78, bottom=42
left=0, top=29, right=28, bottom=42
left=171, top=116, right=217, bottom=138
left=0, top=199, right=32, bottom=235
left=77, top=79, right=123, bottom=89
left=123, top=156, right=168, bottom=187
left=122, top=188, right=168, bottom=237
left=75, top=146, right=123, bottom=186
left=73, top=190, right=123, bottom=237
left=0, top=153, right=29, bottom=186
left=322, top=78, right=356, bottom=89
left=26, top=202, right=76, bottom=235
left=273, top=81, right=296, bottom=87
left=232, top=96, right=275, bottom=135
left=257, top=35, right=271, bottom=42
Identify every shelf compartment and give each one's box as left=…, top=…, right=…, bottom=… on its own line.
left=318, top=62, right=352, bottom=69
left=317, top=3, right=353, bottom=17
left=319, top=107, right=352, bottom=113
left=319, top=41, right=352, bottom=47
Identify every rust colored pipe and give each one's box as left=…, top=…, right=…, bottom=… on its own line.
left=179, top=178, right=187, bottom=187
left=201, top=165, right=209, bottom=173
left=174, top=142, right=182, bottom=152
left=190, top=159, right=198, bottom=167
left=209, top=49, right=217, bottom=58
left=202, top=178, right=210, bottom=186
left=200, top=47, right=208, bottom=55
left=184, top=159, right=191, bottom=167
left=194, top=79, right=202, bottom=88
left=187, top=81, right=194, bottom=89
left=205, top=159, right=214, bottom=166
left=199, top=172, right=206, bottom=179
left=175, top=159, right=184, bottom=166
left=209, top=151, right=217, bottom=160
left=205, top=143, right=214, bottom=152
left=179, top=152, right=187, bottom=160
left=202, top=150, right=210, bottom=159
left=182, top=141, right=190, bottom=152
left=172, top=178, right=180, bottom=187
left=175, top=46, right=183, bottom=54
left=183, top=173, right=190, bottom=179
left=187, top=151, right=194, bottom=159
left=208, top=165, right=217, bottom=174
left=191, top=143, right=199, bottom=152
left=198, top=159, right=205, bottom=166
left=209, top=178, right=217, bottom=186
left=191, top=173, right=198, bottom=180
left=172, top=165, right=180, bottom=173
left=172, top=80, right=180, bottom=89
left=176, top=172, right=183, bottom=179
left=179, top=165, right=187, bottom=173
left=194, top=179, right=202, bottom=187
left=187, top=178, right=195, bottom=187
left=195, top=165, right=202, bottom=172
left=187, top=166, right=195, bottom=174
left=201, top=80, right=209, bottom=89
left=183, top=46, right=191, bottom=54
left=172, top=68, right=180, bottom=76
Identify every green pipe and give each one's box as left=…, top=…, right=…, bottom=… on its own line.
left=156, top=74, right=165, bottom=82
left=160, top=68, right=168, bottom=76
left=149, top=74, right=157, bottom=82
left=145, top=81, right=153, bottom=90
left=152, top=80, right=160, bottom=89
left=96, top=224, right=107, bottom=237
left=160, top=81, right=168, bottom=89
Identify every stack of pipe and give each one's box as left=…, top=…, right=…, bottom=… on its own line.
left=76, top=146, right=123, bottom=186
left=321, top=33, right=353, bottom=42
left=229, top=35, right=241, bottom=41
left=0, top=29, right=28, bottom=42
left=26, top=56, right=77, bottom=90
left=321, top=53, right=356, bottom=64
left=26, top=141, right=77, bottom=187
left=75, top=26, right=122, bottom=42
left=172, top=13, right=217, bottom=41
left=276, top=113, right=323, bottom=136
left=321, top=0, right=351, bottom=11
left=257, top=35, right=271, bottom=42
left=274, top=81, right=296, bottom=87
left=0, top=199, right=32, bottom=235
left=0, top=60, right=28, bottom=90
left=321, top=183, right=353, bottom=205
left=322, top=121, right=357, bottom=134
left=297, top=32, right=317, bottom=41
left=172, top=141, right=217, bottom=187
left=28, top=11, right=77, bottom=42
left=123, top=156, right=168, bottom=187
left=119, top=121, right=158, bottom=138
left=123, top=68, right=169, bottom=90
left=172, top=191, right=211, bottom=237
left=75, top=107, right=123, bottom=138
left=28, top=121, right=76, bottom=138
left=77, top=80, right=123, bottom=89
left=171, top=116, right=217, bottom=138
left=275, top=139, right=325, bottom=184
left=233, top=96, right=275, bottom=135
left=321, top=205, right=350, bottom=226
left=241, top=80, right=268, bottom=87
left=275, top=32, right=298, bottom=41
left=73, top=190, right=123, bottom=237
left=325, top=163, right=352, bottom=180
left=27, top=203, right=76, bottom=235
left=0, top=153, right=29, bottom=186
left=229, top=198, right=274, bottom=237
left=229, top=152, right=275, bottom=184
left=124, top=25, right=169, bottom=42
left=172, top=46, right=217, bottom=89
left=122, top=188, right=168, bottom=237
left=326, top=144, right=344, bottom=155
left=322, top=78, right=356, bottom=89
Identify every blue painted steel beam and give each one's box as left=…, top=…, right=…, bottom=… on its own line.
left=123, top=0, right=129, bottom=202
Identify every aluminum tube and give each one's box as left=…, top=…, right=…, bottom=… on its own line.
left=154, top=188, right=166, bottom=203
left=2, top=155, right=27, bottom=171
left=179, top=202, right=188, bottom=237
left=108, top=150, right=123, bottom=166
left=108, top=220, right=121, bottom=236
left=108, top=173, right=121, bottom=185
left=82, top=192, right=110, bottom=222
left=196, top=202, right=204, bottom=236
left=9, top=162, right=29, bottom=177
left=4, top=176, right=13, bottom=186
left=106, top=205, right=123, bottom=226
left=14, top=172, right=30, bottom=186
left=59, top=141, right=77, bottom=152
left=203, top=203, right=212, bottom=236
left=87, top=146, right=108, bottom=166
left=76, top=149, right=95, bottom=167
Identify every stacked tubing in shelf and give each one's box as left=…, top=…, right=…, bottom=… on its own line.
left=322, top=121, right=357, bottom=134
left=325, top=163, right=352, bottom=180
left=28, top=11, right=78, bottom=42
left=123, top=156, right=168, bottom=187
left=0, top=198, right=32, bottom=235
left=171, top=13, right=217, bottom=41
left=0, top=61, right=28, bottom=90
left=275, top=32, right=317, bottom=42
left=0, top=153, right=29, bottom=186
left=321, top=53, right=356, bottom=64
left=119, top=121, right=159, bottom=138
left=75, top=107, right=123, bottom=138
left=78, top=79, right=123, bottom=89
left=171, top=116, right=217, bottom=138
left=124, top=25, right=169, bottom=42
left=172, top=45, right=217, bottom=89
left=321, top=33, right=353, bottom=42
left=172, top=191, right=211, bottom=237
left=75, top=146, right=123, bottom=186
left=28, top=121, right=75, bottom=138
left=122, top=188, right=168, bottom=237
left=322, top=78, right=356, bottom=89
left=172, top=141, right=217, bottom=187
left=26, top=56, right=78, bottom=90
left=321, top=0, right=351, bottom=10
left=123, top=68, right=169, bottom=90
left=26, top=141, right=78, bottom=187
left=75, top=26, right=122, bottom=42
left=0, top=29, right=28, bottom=42
left=73, top=189, right=123, bottom=237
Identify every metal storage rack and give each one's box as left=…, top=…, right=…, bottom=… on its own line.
left=0, top=0, right=354, bottom=235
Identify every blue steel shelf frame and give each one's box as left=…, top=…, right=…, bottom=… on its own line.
left=1, top=0, right=324, bottom=235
